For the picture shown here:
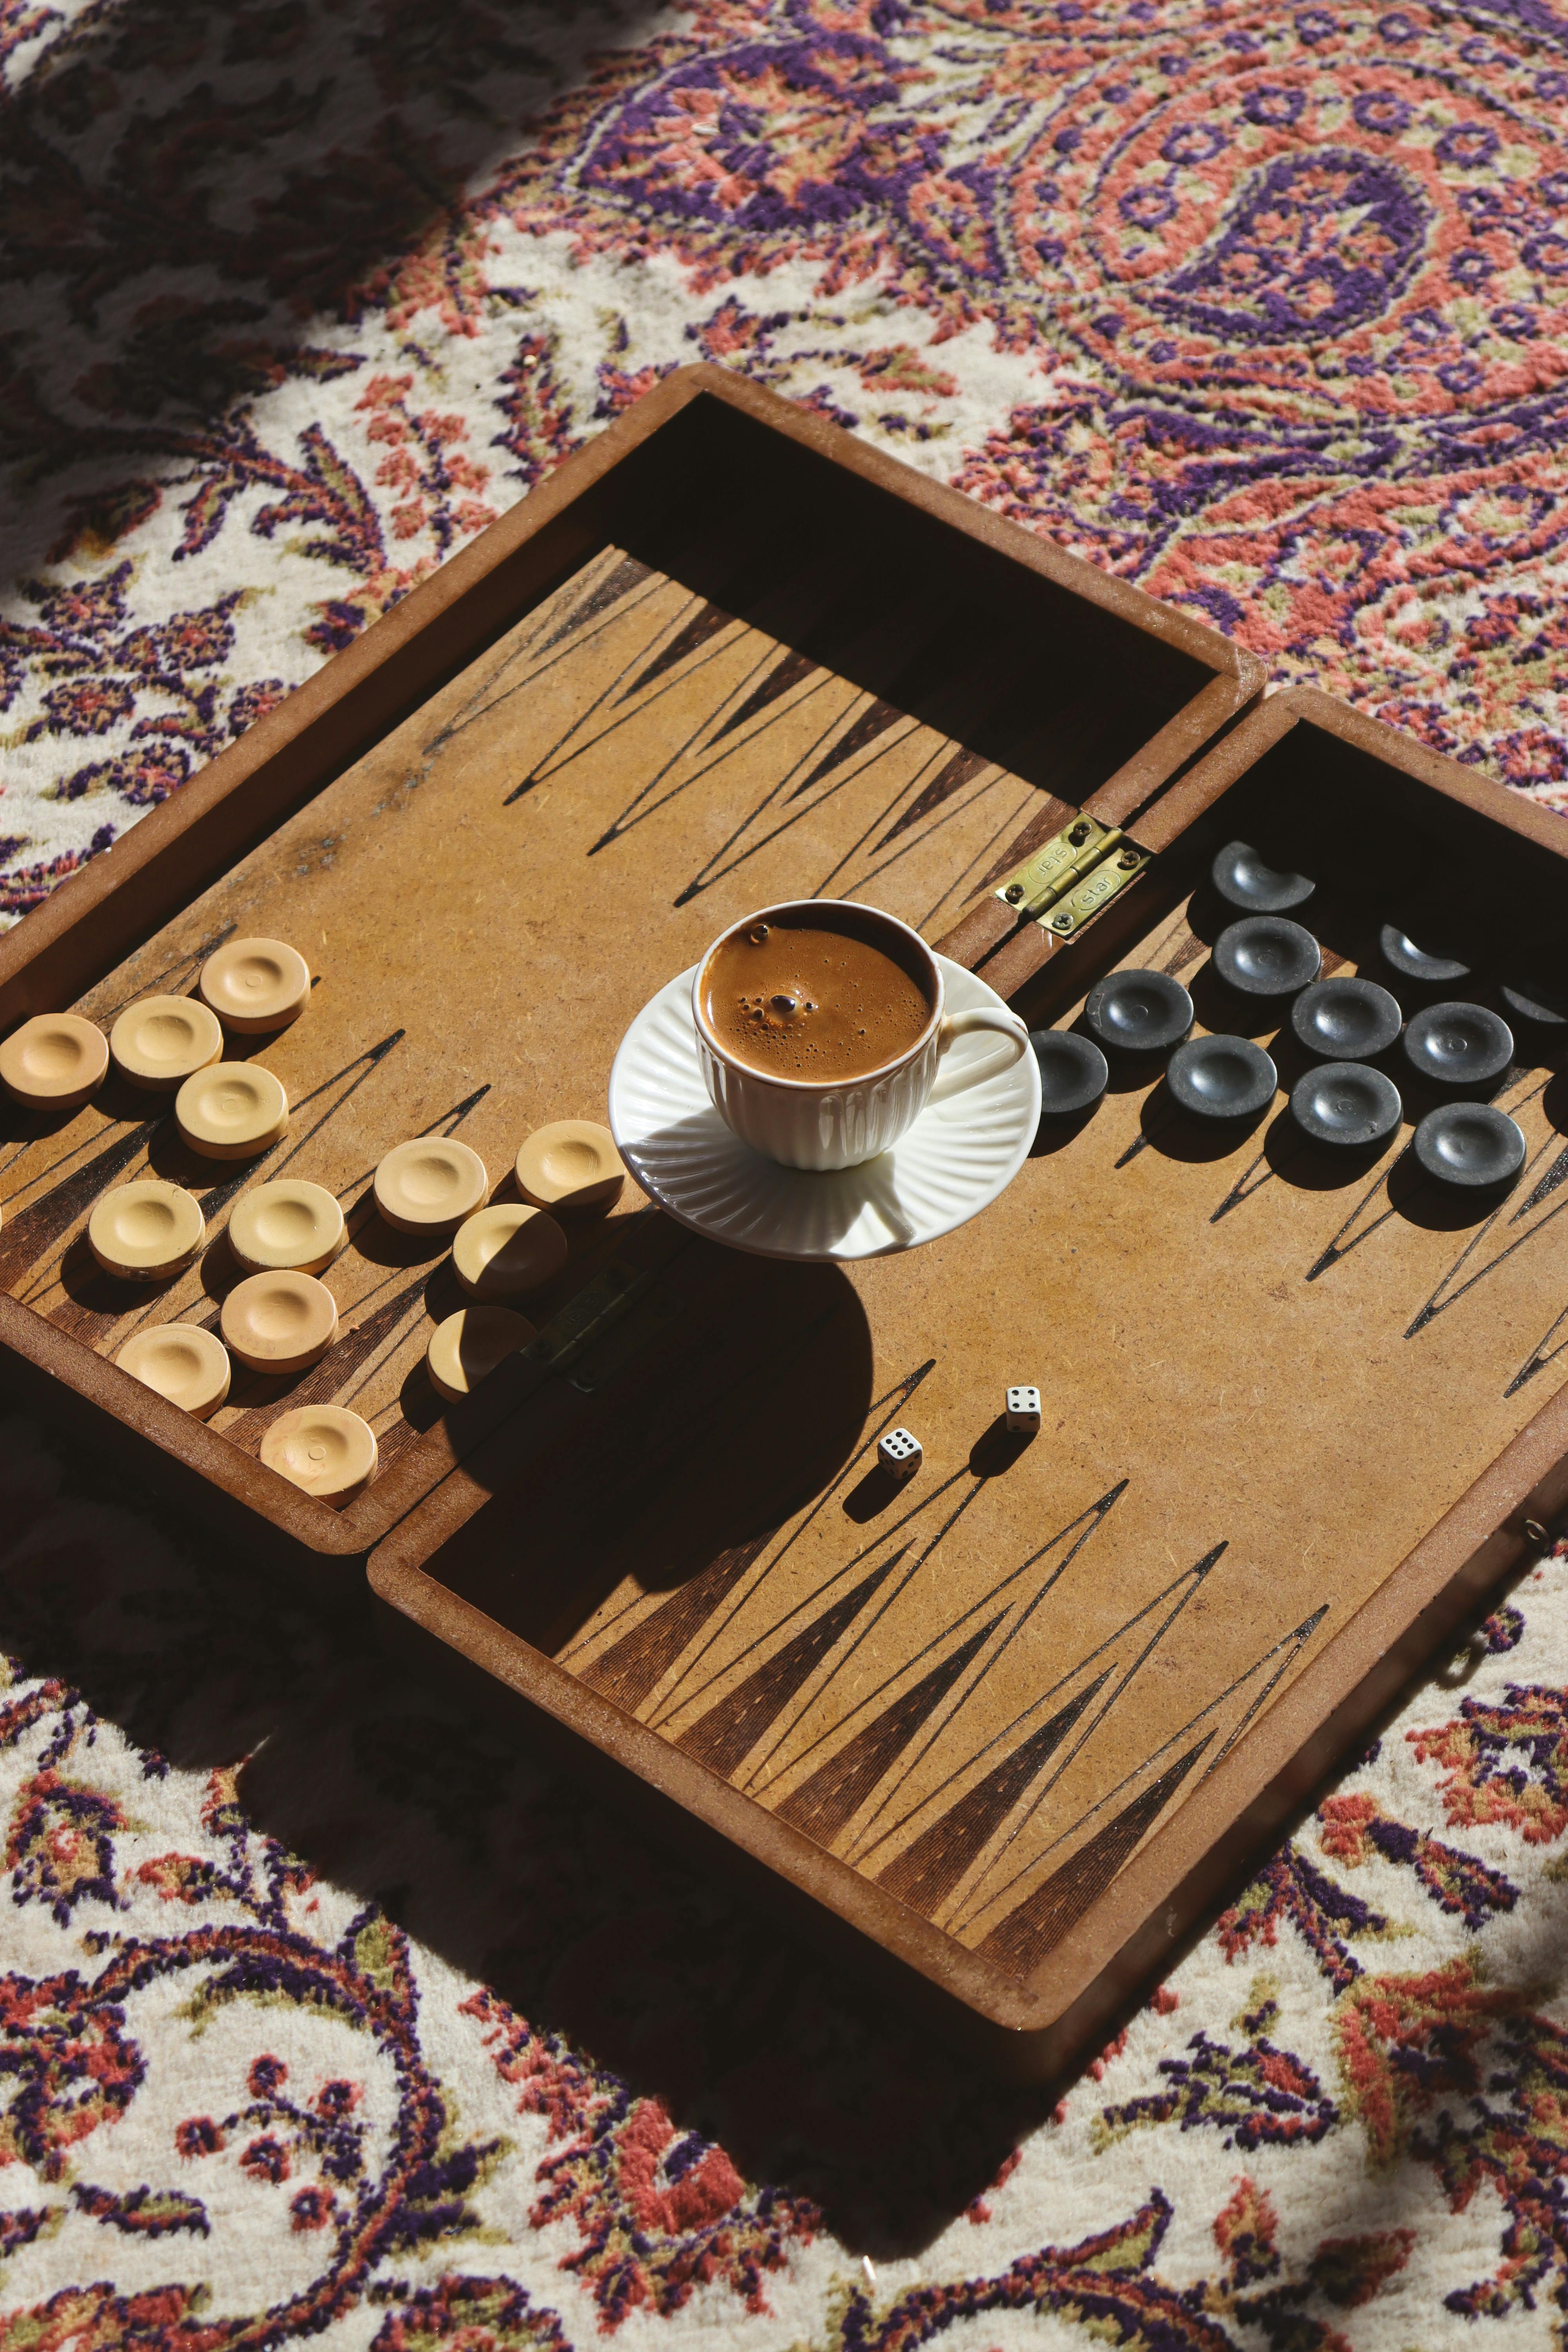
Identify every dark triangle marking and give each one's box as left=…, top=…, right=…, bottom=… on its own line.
left=535, top=554, right=653, bottom=660
left=1514, top=1143, right=1568, bottom=1221
left=222, top=1269, right=433, bottom=1445
left=584, top=637, right=822, bottom=848
left=1306, top=1147, right=1411, bottom=1282
left=1116, top=1111, right=1187, bottom=1169
left=851, top=1523, right=1202, bottom=1872
left=977, top=1735, right=1214, bottom=1979
left=1509, top=1298, right=1568, bottom=1395
left=419, top=1082, right=489, bottom=1139
left=578, top=1533, right=775, bottom=1717
left=1161, top=927, right=1207, bottom=976
left=916, top=785, right=1034, bottom=936
left=443, top=553, right=662, bottom=766
left=669, top=691, right=878, bottom=907
left=498, top=579, right=701, bottom=804
left=710, top=646, right=818, bottom=741
left=822, top=736, right=989, bottom=902
left=790, top=698, right=904, bottom=799
left=740, top=1493, right=987, bottom=1791
left=621, top=601, right=736, bottom=701
left=778, top=1613, right=1006, bottom=1850
left=575, top=1354, right=934, bottom=1672
left=964, top=1482, right=1130, bottom=1699
left=96, top=922, right=237, bottom=1025
left=1203, top=1603, right=1329, bottom=1777
left=874, top=747, right=989, bottom=850
left=962, top=1579, right=1318, bottom=1935
left=976, top=792, right=1079, bottom=897
left=931, top=1541, right=1227, bottom=1915
left=0, top=1117, right=165, bottom=1288
left=643, top=1360, right=937, bottom=1717
left=48, top=1282, right=136, bottom=1350
left=1211, top=1143, right=1281, bottom=1225
left=677, top=1553, right=904, bottom=1782
left=876, top=1675, right=1110, bottom=1918
left=1405, top=1159, right=1565, bottom=1338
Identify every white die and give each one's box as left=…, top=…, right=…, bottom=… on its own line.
left=878, top=1426, right=922, bottom=1481
left=1006, top=1385, right=1042, bottom=1433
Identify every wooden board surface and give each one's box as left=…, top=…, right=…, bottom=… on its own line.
left=12, top=370, right=1560, bottom=2065
left=375, top=765, right=1568, bottom=1984
left=0, top=531, right=1109, bottom=1520
left=6, top=518, right=1566, bottom=2049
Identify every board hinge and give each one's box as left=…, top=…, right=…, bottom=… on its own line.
left=993, top=816, right=1152, bottom=941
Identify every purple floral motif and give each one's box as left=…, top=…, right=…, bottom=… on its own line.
left=1243, top=86, right=1307, bottom=129
left=71, top=2182, right=210, bottom=2237
left=1096, top=1992, right=1338, bottom=2154
left=6, top=1771, right=124, bottom=1924
left=1353, top=89, right=1412, bottom=132
left=1435, top=122, right=1502, bottom=171
left=1161, top=151, right=1430, bottom=343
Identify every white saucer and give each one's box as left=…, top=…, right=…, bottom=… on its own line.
left=608, top=955, right=1042, bottom=1261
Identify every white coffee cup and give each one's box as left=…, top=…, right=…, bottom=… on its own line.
left=692, top=898, right=1029, bottom=1172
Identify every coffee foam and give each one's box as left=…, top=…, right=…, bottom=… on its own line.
left=702, top=913, right=932, bottom=1081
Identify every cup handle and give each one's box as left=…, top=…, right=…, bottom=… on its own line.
left=927, top=1005, right=1031, bottom=1105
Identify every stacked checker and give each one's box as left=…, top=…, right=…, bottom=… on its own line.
left=1025, top=837, right=1536, bottom=1197
left=1214, top=842, right=1531, bottom=1187
left=410, top=1121, right=625, bottom=1403
left=1, top=932, right=637, bottom=1504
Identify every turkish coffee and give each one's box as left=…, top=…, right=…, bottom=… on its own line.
left=701, top=909, right=933, bottom=1082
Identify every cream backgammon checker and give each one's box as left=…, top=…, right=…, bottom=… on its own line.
left=228, top=1180, right=345, bottom=1275
left=221, top=1270, right=339, bottom=1375
left=199, top=936, right=311, bottom=1033
left=109, top=996, right=223, bottom=1091
left=176, top=1063, right=289, bottom=1160
left=0, top=1013, right=108, bottom=1109
left=374, top=1138, right=489, bottom=1237
left=516, top=1122, right=624, bottom=1218
left=89, top=1182, right=204, bottom=1281
left=261, top=1405, right=377, bottom=1505
left=426, top=1305, right=535, bottom=1401
left=116, top=1324, right=231, bottom=1420
left=0, top=455, right=1068, bottom=1502
left=452, top=1203, right=567, bottom=1300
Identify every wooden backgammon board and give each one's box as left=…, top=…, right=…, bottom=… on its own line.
left=4, top=367, right=1564, bottom=2076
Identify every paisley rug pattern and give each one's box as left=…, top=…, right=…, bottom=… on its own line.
left=7, top=0, right=1568, bottom=918
left=7, top=2, right=1568, bottom=2346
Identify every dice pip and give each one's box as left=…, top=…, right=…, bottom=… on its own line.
left=1005, top=1385, right=1042, bottom=1434
left=878, top=1426, right=922, bottom=1482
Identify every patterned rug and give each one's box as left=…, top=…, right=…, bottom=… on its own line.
left=5, top=0, right=1568, bottom=2344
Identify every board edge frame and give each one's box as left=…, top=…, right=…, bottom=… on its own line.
left=367, top=678, right=1568, bottom=2072
left=0, top=363, right=1263, bottom=1034
left=0, top=365, right=1264, bottom=1569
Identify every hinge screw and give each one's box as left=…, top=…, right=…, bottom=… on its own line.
left=1069, top=822, right=1092, bottom=845
left=1118, top=849, right=1140, bottom=869
left=1004, top=882, right=1024, bottom=904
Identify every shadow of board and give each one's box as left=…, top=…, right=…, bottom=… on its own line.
left=234, top=1246, right=1056, bottom=2255
left=0, top=0, right=666, bottom=581
left=419, top=1249, right=877, bottom=1655
left=0, top=1219, right=1047, bottom=2264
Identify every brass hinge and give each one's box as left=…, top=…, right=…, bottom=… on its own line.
left=994, top=815, right=1152, bottom=942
